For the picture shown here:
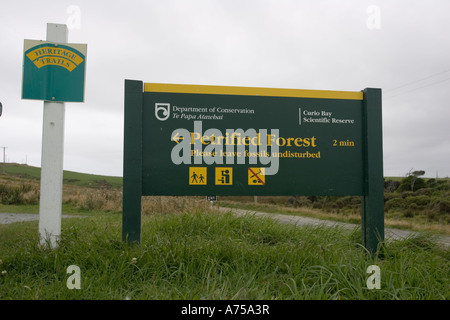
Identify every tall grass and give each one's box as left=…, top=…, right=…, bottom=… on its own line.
left=1, top=174, right=212, bottom=215
left=1, top=168, right=449, bottom=300
left=0, top=180, right=40, bottom=205
left=1, top=210, right=448, bottom=300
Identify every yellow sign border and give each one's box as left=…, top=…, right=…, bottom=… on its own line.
left=144, top=83, right=363, bottom=100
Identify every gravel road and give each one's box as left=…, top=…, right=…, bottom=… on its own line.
left=218, top=207, right=450, bottom=249
left=0, top=213, right=81, bottom=224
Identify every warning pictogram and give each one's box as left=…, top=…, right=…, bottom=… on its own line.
left=215, top=167, right=233, bottom=185
left=189, top=167, right=207, bottom=185
left=248, top=168, right=265, bottom=185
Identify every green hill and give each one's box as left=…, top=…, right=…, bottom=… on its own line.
left=1, top=163, right=122, bottom=189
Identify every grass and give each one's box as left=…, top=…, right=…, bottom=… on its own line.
left=1, top=164, right=449, bottom=300
left=1, top=210, right=449, bottom=300
left=0, top=204, right=40, bottom=214
left=2, top=163, right=122, bottom=189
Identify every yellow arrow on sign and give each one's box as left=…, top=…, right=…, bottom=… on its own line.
left=172, top=132, right=184, bottom=144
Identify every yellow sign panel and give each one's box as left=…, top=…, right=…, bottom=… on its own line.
left=26, top=46, right=84, bottom=72
left=248, top=168, right=265, bottom=185
left=189, top=167, right=207, bottom=185
left=215, top=167, right=233, bottom=185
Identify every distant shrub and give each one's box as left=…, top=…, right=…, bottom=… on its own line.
left=384, top=179, right=400, bottom=192
left=414, top=188, right=434, bottom=196
left=407, top=195, right=431, bottom=207
left=385, top=197, right=407, bottom=211
left=401, top=191, right=414, bottom=199
left=334, top=196, right=360, bottom=210
left=0, top=182, right=40, bottom=205
left=384, top=192, right=399, bottom=203
left=426, top=178, right=450, bottom=191
left=312, top=202, right=322, bottom=210
left=397, top=176, right=426, bottom=192
left=437, top=199, right=450, bottom=214
left=402, top=209, right=415, bottom=218
left=425, top=210, right=436, bottom=221
left=65, top=188, right=122, bottom=212
left=286, top=196, right=312, bottom=208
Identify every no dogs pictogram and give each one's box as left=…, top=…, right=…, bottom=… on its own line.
left=248, top=168, right=265, bottom=185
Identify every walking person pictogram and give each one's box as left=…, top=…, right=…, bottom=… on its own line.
left=189, top=167, right=207, bottom=185
left=191, top=172, right=198, bottom=184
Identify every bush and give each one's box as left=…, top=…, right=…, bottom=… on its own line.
left=414, top=188, right=434, bottom=196
left=437, top=199, right=450, bottom=214
left=72, top=189, right=122, bottom=212
left=0, top=182, right=40, bottom=205
left=286, top=196, right=312, bottom=208
left=402, top=209, right=415, bottom=218
left=401, top=191, right=414, bottom=199
left=397, top=176, right=426, bottom=192
left=384, top=192, right=399, bottom=203
left=384, top=179, right=400, bottom=192
left=385, top=197, right=407, bottom=211
left=426, top=178, right=450, bottom=191
left=407, top=195, right=431, bottom=207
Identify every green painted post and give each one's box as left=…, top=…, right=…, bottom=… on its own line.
left=122, top=80, right=143, bottom=243
left=361, top=88, right=384, bottom=255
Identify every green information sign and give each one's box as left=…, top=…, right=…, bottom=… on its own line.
left=123, top=80, right=384, bottom=254
left=22, top=40, right=87, bottom=102
left=142, top=86, right=364, bottom=196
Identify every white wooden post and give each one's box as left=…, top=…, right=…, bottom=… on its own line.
left=38, top=23, right=68, bottom=249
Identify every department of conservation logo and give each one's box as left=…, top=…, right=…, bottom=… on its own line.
left=155, top=103, right=170, bottom=121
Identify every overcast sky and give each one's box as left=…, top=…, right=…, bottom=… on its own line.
left=1, top=0, right=449, bottom=178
